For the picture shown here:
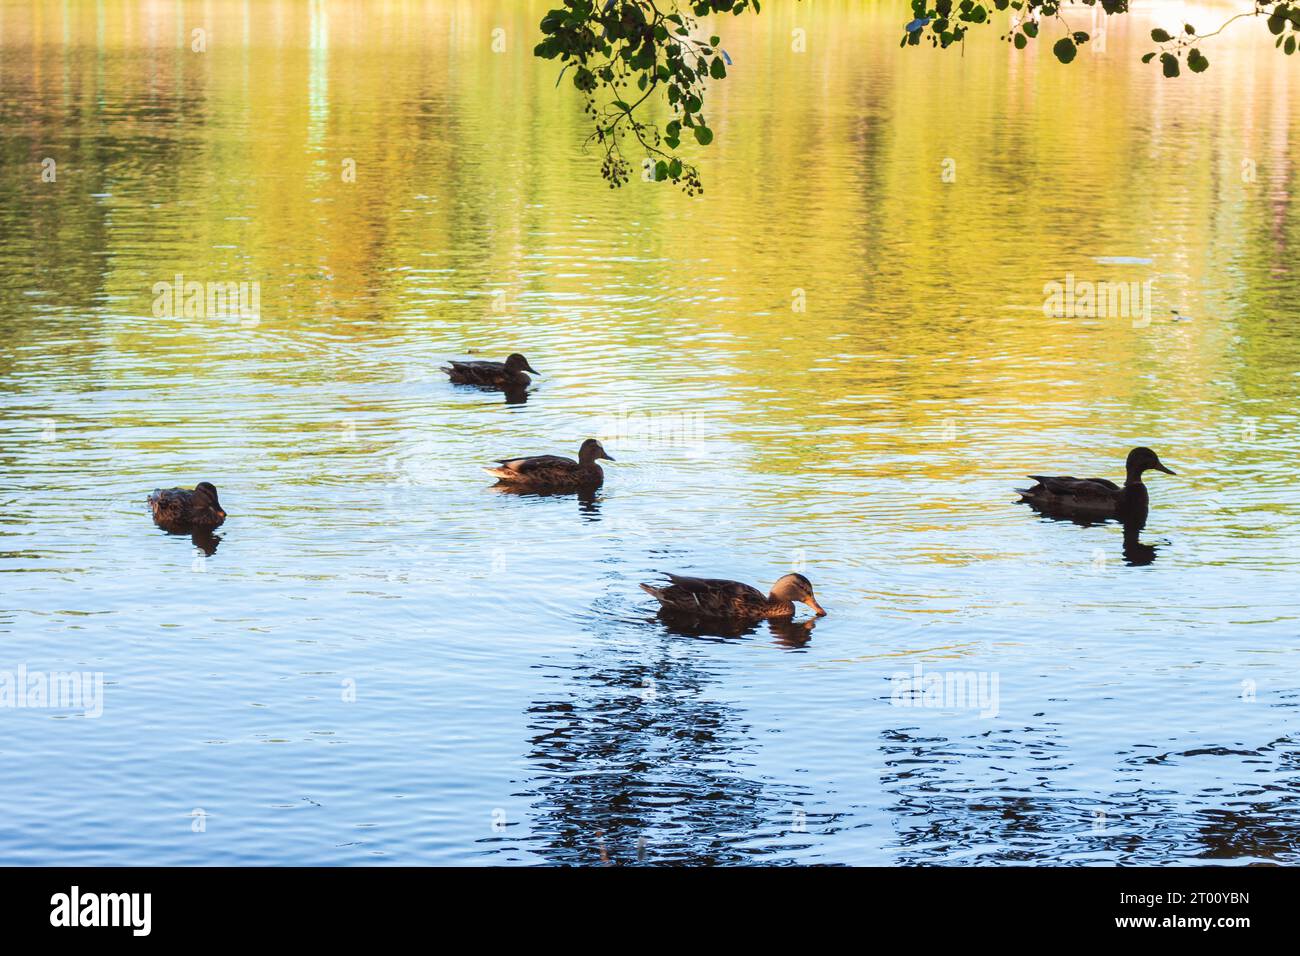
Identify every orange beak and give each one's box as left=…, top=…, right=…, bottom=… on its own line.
left=806, top=598, right=827, bottom=617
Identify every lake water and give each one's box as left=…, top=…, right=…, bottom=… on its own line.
left=1, top=0, right=1298, bottom=865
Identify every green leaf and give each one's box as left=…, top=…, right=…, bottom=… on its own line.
left=1023, top=20, right=1038, bottom=37
left=668, top=158, right=683, bottom=179
left=710, top=56, right=727, bottom=79
left=1053, top=37, right=1077, bottom=64
left=1161, top=51, right=1180, bottom=77
left=1188, top=47, right=1210, bottom=71
left=1141, top=51, right=1157, bottom=63
left=1151, top=28, right=1172, bottom=42
left=654, top=160, right=668, bottom=181
left=1014, top=32, right=1027, bottom=49
left=694, top=125, right=714, bottom=146
left=1287, top=35, right=1297, bottom=54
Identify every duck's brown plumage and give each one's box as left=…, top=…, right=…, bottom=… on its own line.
left=640, top=572, right=826, bottom=621
left=1017, top=447, right=1175, bottom=519
left=442, top=352, right=538, bottom=390
left=485, top=438, right=613, bottom=489
left=148, top=481, right=226, bottom=531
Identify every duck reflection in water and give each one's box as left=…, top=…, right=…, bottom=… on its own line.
left=1026, top=503, right=1160, bottom=568
left=653, top=609, right=817, bottom=647
left=490, top=482, right=601, bottom=516
left=1121, top=521, right=1158, bottom=567
left=190, top=528, right=222, bottom=557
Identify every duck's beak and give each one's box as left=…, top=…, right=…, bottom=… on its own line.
left=601, top=451, right=615, bottom=462
left=806, top=597, right=827, bottom=617
left=1155, top=463, right=1176, bottom=475
left=524, top=362, right=540, bottom=375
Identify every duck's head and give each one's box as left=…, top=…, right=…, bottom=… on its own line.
left=505, top=353, right=539, bottom=375
left=1126, top=447, right=1175, bottom=478
left=578, top=438, right=615, bottom=465
left=194, top=481, right=227, bottom=520
left=770, top=572, right=827, bottom=617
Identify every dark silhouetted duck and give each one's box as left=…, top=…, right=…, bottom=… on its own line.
left=640, top=572, right=827, bottom=621
left=1017, top=447, right=1175, bottom=520
left=148, top=481, right=226, bottom=532
left=485, top=438, right=613, bottom=490
left=442, top=353, right=538, bottom=390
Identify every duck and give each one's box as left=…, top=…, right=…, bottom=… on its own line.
left=148, top=481, right=227, bottom=531
left=640, top=572, right=827, bottom=621
left=1017, top=447, right=1175, bottom=519
left=442, top=353, right=538, bottom=390
left=485, top=438, right=614, bottom=489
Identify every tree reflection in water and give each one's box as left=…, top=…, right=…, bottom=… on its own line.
left=517, top=618, right=825, bottom=865
left=876, top=727, right=1300, bottom=864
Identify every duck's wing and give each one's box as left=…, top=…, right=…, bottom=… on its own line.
left=485, top=454, right=581, bottom=482
left=494, top=454, right=575, bottom=474
left=444, top=360, right=505, bottom=383
left=643, top=574, right=767, bottom=616
left=662, top=573, right=756, bottom=593
left=1018, top=475, right=1123, bottom=510
left=1034, top=475, right=1120, bottom=496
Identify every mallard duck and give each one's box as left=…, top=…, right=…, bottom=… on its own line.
left=442, top=353, right=538, bottom=389
left=148, top=481, right=226, bottom=531
left=485, top=438, right=613, bottom=489
left=1017, top=447, right=1175, bottom=519
left=640, top=572, right=827, bottom=620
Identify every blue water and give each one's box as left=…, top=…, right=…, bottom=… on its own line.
left=2, top=0, right=1299, bottom=865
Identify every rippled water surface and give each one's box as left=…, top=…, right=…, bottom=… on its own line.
left=2, top=1, right=1299, bottom=865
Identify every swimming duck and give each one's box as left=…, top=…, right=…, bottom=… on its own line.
left=485, top=438, right=613, bottom=489
left=442, top=353, right=538, bottom=390
left=148, top=481, right=227, bottom=531
left=640, top=572, right=827, bottom=620
left=1017, top=447, right=1175, bottom=519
